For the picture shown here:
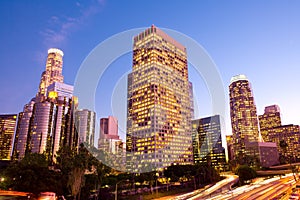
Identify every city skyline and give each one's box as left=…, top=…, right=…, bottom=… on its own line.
left=1, top=1, right=300, bottom=143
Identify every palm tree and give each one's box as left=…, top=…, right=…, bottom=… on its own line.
left=279, top=139, right=296, bottom=181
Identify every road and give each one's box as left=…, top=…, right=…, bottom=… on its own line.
left=206, top=174, right=297, bottom=200
left=154, top=174, right=238, bottom=200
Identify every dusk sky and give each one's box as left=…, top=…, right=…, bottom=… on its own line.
left=1, top=0, right=300, bottom=142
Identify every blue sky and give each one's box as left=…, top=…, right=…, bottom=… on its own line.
left=1, top=0, right=300, bottom=143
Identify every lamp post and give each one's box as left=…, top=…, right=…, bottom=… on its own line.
left=115, top=179, right=129, bottom=200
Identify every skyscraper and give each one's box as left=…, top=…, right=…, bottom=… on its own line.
left=75, top=109, right=96, bottom=147
left=38, top=48, right=64, bottom=97
left=268, top=124, right=300, bottom=162
left=12, top=100, right=35, bottom=160
left=98, top=116, right=125, bottom=171
left=126, top=25, right=193, bottom=172
left=192, top=115, right=226, bottom=170
left=229, top=74, right=260, bottom=158
left=12, top=48, right=78, bottom=162
left=0, top=114, right=17, bottom=160
left=98, top=116, right=120, bottom=152
left=258, top=105, right=282, bottom=142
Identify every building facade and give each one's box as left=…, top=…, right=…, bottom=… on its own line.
left=12, top=48, right=79, bottom=162
left=75, top=109, right=96, bottom=147
left=229, top=74, right=260, bottom=158
left=192, top=115, right=226, bottom=170
left=245, top=141, right=279, bottom=167
left=258, top=105, right=282, bottom=142
left=98, top=116, right=125, bottom=171
left=126, top=25, right=193, bottom=172
left=0, top=114, right=18, bottom=160
left=268, top=124, right=300, bottom=162
left=38, top=48, right=64, bottom=97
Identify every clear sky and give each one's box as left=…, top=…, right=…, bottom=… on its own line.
left=1, top=0, right=300, bottom=143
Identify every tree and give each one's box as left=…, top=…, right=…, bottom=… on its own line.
left=4, top=153, right=60, bottom=194
left=235, top=165, right=256, bottom=185
left=279, top=139, right=297, bottom=181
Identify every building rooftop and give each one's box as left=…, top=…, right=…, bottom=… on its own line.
left=230, top=74, right=248, bottom=84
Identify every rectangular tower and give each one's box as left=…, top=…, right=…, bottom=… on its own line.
left=0, top=114, right=17, bottom=160
left=126, top=25, right=193, bottom=172
left=258, top=105, right=282, bottom=142
left=192, top=115, right=226, bottom=170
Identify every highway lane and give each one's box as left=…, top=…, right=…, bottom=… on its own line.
left=230, top=176, right=295, bottom=200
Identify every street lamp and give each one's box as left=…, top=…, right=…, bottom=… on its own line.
left=115, top=179, right=129, bottom=200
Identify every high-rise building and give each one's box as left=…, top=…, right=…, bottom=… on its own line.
left=12, top=100, right=35, bottom=160
left=38, top=48, right=64, bottom=97
left=75, top=109, right=96, bottom=147
left=98, top=116, right=120, bottom=151
left=258, top=105, right=282, bottom=142
left=98, top=116, right=125, bottom=171
left=0, top=114, right=17, bottom=160
left=12, top=48, right=79, bottom=162
left=126, top=25, right=193, bottom=172
left=268, top=124, right=300, bottom=162
left=47, top=82, right=73, bottom=99
left=229, top=74, right=260, bottom=158
left=26, top=92, right=78, bottom=162
left=192, top=115, right=226, bottom=170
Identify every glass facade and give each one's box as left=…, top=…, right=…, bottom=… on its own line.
left=229, top=75, right=259, bottom=158
left=192, top=115, right=226, bottom=169
left=12, top=100, right=35, bottom=160
left=12, top=48, right=78, bottom=162
left=126, top=25, right=193, bottom=172
left=0, top=114, right=17, bottom=160
left=75, top=109, right=96, bottom=147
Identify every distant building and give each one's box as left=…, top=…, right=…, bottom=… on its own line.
left=98, top=116, right=120, bottom=151
left=126, top=25, right=193, bottom=172
left=98, top=116, right=125, bottom=171
left=258, top=105, right=282, bottom=142
left=0, top=114, right=17, bottom=160
left=268, top=124, right=300, bottom=162
left=75, top=109, right=96, bottom=147
left=229, top=75, right=260, bottom=158
left=246, top=141, right=279, bottom=167
left=192, top=115, right=226, bottom=170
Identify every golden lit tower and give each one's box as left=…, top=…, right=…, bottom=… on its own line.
left=229, top=74, right=259, bottom=158
left=258, top=105, right=282, bottom=142
left=38, top=48, right=64, bottom=97
left=126, top=25, right=193, bottom=172
left=0, top=114, right=17, bottom=160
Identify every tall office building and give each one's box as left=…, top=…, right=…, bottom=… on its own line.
left=98, top=116, right=120, bottom=151
left=12, top=100, right=35, bottom=160
left=38, top=48, right=64, bottom=97
left=192, top=115, right=226, bottom=170
left=75, top=109, right=96, bottom=147
left=12, top=48, right=79, bottom=162
left=268, top=124, right=300, bottom=162
left=98, top=116, right=125, bottom=171
left=126, top=25, right=193, bottom=172
left=0, top=114, right=17, bottom=160
left=229, top=75, right=260, bottom=158
left=258, top=105, right=281, bottom=142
